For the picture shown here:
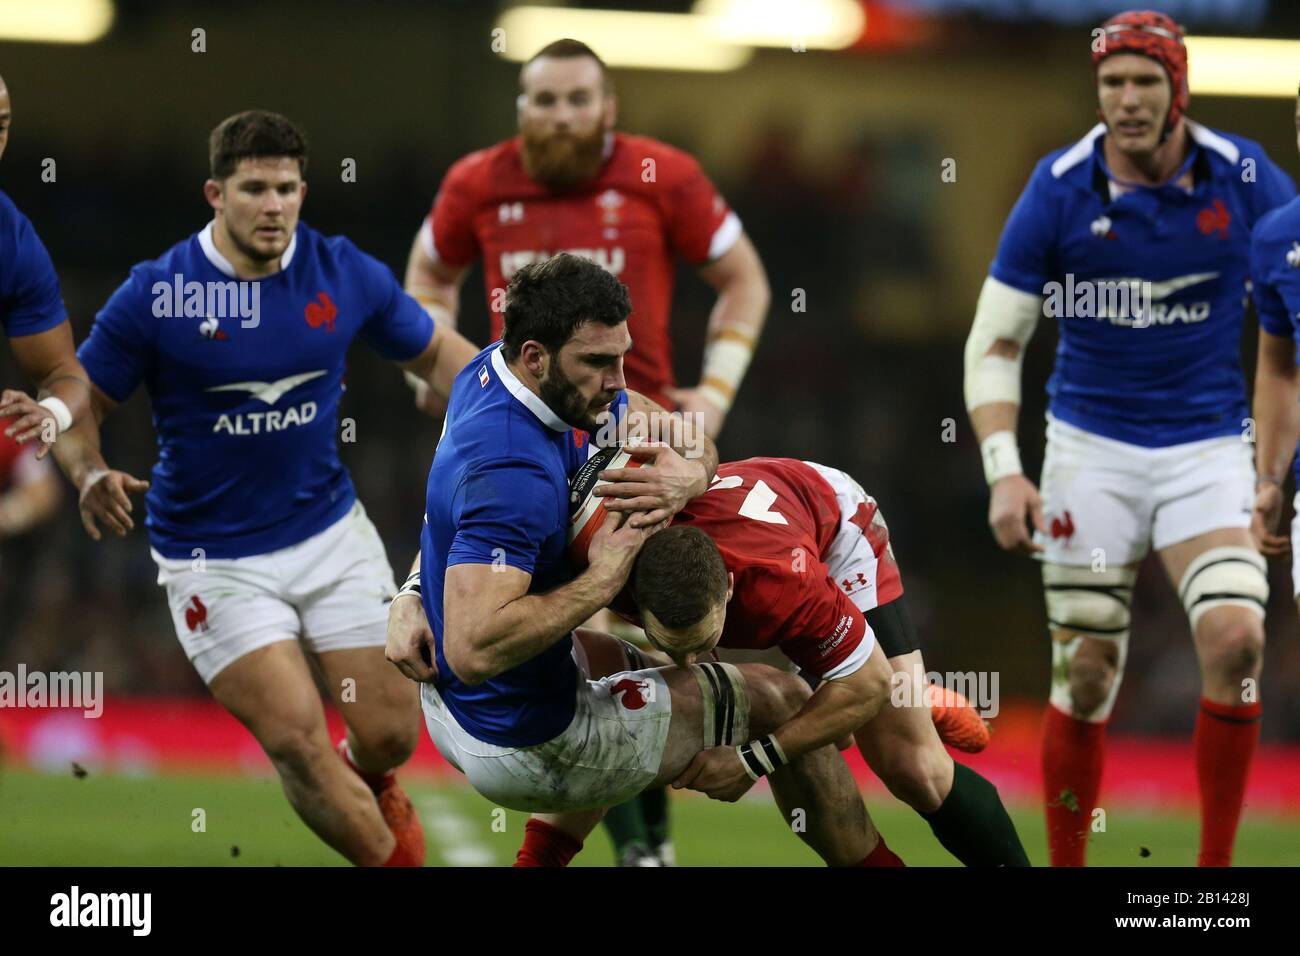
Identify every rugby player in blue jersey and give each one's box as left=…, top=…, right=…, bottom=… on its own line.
left=385, top=253, right=898, bottom=867
left=963, top=11, right=1294, bottom=867
left=51, top=111, right=480, bottom=866
left=0, top=73, right=98, bottom=458
left=1248, top=88, right=1300, bottom=673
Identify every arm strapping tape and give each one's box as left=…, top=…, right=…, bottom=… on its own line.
left=963, top=276, right=1042, bottom=413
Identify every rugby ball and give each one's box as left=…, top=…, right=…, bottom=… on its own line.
left=567, top=446, right=644, bottom=568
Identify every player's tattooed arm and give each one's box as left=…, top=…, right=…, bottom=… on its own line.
left=596, top=389, right=718, bottom=529
left=0, top=322, right=92, bottom=459
left=48, top=384, right=149, bottom=541
left=441, top=514, right=653, bottom=685
left=1250, top=328, right=1300, bottom=556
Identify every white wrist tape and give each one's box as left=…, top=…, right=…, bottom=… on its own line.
left=699, top=330, right=756, bottom=413
left=980, top=431, right=1023, bottom=485
left=963, top=276, right=1042, bottom=412
left=395, top=570, right=421, bottom=600
left=737, top=734, right=789, bottom=780
left=37, top=396, right=73, bottom=434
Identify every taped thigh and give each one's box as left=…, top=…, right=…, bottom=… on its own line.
left=690, top=660, right=751, bottom=748
left=1178, top=546, right=1268, bottom=631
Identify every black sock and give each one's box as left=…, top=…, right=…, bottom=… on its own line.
left=639, top=787, right=670, bottom=847
left=601, top=798, right=650, bottom=859
left=920, top=762, right=1031, bottom=866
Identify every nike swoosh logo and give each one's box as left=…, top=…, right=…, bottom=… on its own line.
left=1092, top=272, right=1220, bottom=301
left=207, top=370, right=328, bottom=405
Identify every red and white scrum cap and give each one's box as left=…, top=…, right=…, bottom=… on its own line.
left=1092, top=9, right=1189, bottom=136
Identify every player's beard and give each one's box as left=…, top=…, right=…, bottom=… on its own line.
left=227, top=220, right=289, bottom=264
left=539, top=360, right=610, bottom=434
left=520, top=124, right=607, bottom=191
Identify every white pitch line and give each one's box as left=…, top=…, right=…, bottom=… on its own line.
left=417, top=794, right=496, bottom=867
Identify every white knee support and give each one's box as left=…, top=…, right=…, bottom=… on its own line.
left=1043, top=563, right=1135, bottom=722
left=1178, top=546, right=1268, bottom=632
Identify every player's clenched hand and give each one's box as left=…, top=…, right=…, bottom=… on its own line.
left=78, top=468, right=149, bottom=541
left=1251, top=481, right=1290, bottom=558
left=595, top=441, right=707, bottom=529
left=0, top=389, right=60, bottom=459
left=672, top=746, right=756, bottom=802
left=988, top=474, right=1045, bottom=555
left=386, top=593, right=438, bottom=683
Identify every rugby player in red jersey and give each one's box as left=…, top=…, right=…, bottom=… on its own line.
left=596, top=457, right=1030, bottom=866
left=403, top=39, right=769, bottom=434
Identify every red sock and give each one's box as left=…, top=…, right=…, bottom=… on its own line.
left=1042, top=704, right=1106, bottom=867
left=383, top=837, right=422, bottom=867
left=855, top=837, right=905, bottom=867
left=1195, top=697, right=1261, bottom=867
left=514, top=819, right=583, bottom=868
left=337, top=738, right=395, bottom=794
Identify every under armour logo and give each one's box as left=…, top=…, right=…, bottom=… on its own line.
left=841, top=572, right=870, bottom=593
left=1287, top=242, right=1300, bottom=268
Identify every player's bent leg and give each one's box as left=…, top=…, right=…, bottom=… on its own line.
left=651, top=661, right=881, bottom=866
left=574, top=628, right=673, bottom=865
left=1041, top=561, right=1136, bottom=867
left=857, top=649, right=1029, bottom=866
left=208, top=641, right=395, bottom=866
left=315, top=644, right=425, bottom=866
left=857, top=651, right=954, bottom=813
left=1160, top=529, right=1267, bottom=867
left=315, top=645, right=420, bottom=773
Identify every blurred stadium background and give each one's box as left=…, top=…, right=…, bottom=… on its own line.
left=2, top=0, right=1299, bottom=865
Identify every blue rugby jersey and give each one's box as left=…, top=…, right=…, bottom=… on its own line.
left=78, top=220, right=434, bottom=558
left=989, top=121, right=1295, bottom=447
left=0, top=188, right=67, bottom=338
left=1250, top=195, right=1300, bottom=482
left=421, top=343, right=628, bottom=747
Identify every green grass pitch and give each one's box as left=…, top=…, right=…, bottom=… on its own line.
left=2, top=767, right=1299, bottom=866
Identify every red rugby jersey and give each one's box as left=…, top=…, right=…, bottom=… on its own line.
left=617, top=458, right=882, bottom=680
left=422, top=133, right=739, bottom=408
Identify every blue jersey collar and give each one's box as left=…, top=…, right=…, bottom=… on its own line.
left=490, top=344, right=570, bottom=433
left=198, top=220, right=299, bottom=278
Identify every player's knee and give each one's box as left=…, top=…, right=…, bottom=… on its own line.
left=1198, top=615, right=1264, bottom=682
left=350, top=719, right=419, bottom=770
left=1044, top=563, right=1133, bottom=720
left=748, top=668, right=811, bottom=734
left=261, top=723, right=333, bottom=782
left=1065, top=649, right=1118, bottom=715
left=875, top=742, right=949, bottom=813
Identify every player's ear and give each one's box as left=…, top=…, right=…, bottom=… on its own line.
left=520, top=340, right=547, bottom=379
left=202, top=178, right=223, bottom=212
left=603, top=93, right=617, bottom=130
left=725, top=571, right=734, bottom=602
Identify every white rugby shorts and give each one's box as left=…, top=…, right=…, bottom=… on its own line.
left=420, top=663, right=675, bottom=813
left=152, top=500, right=397, bottom=683
left=1037, top=415, right=1254, bottom=567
